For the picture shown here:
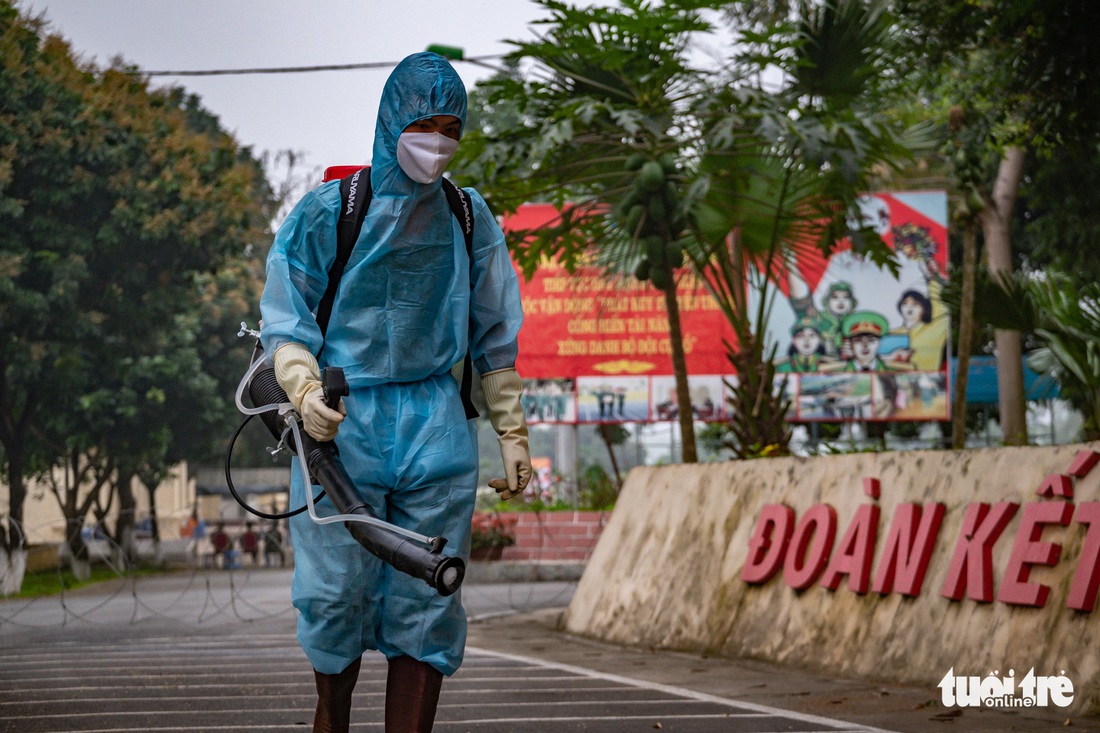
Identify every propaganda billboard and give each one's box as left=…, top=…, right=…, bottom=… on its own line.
left=505, top=191, right=950, bottom=425
left=761, top=191, right=951, bottom=423
left=506, top=204, right=733, bottom=425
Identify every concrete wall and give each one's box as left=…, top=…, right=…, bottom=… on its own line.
left=564, top=443, right=1100, bottom=713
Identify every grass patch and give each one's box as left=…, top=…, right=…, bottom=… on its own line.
left=16, top=564, right=165, bottom=598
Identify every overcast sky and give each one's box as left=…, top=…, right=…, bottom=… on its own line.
left=23, top=1, right=567, bottom=182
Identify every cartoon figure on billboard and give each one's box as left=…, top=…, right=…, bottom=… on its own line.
left=827, top=311, right=914, bottom=373
left=786, top=261, right=858, bottom=360
left=816, top=311, right=917, bottom=418
left=778, top=206, right=949, bottom=373
left=775, top=316, right=838, bottom=373
left=890, top=223, right=948, bottom=371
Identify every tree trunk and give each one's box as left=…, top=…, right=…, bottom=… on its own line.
left=951, top=220, right=978, bottom=448
left=2, top=453, right=28, bottom=596
left=116, top=472, right=138, bottom=568
left=663, top=285, right=698, bottom=463
left=60, top=450, right=91, bottom=578
left=597, top=424, right=624, bottom=489
left=63, top=516, right=91, bottom=582
left=3, top=451, right=26, bottom=554
left=145, top=480, right=163, bottom=565
left=980, top=147, right=1028, bottom=445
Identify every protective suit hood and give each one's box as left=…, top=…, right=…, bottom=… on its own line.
left=372, top=52, right=468, bottom=196
left=261, top=51, right=520, bottom=392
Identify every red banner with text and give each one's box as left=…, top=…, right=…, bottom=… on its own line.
left=506, top=204, right=734, bottom=380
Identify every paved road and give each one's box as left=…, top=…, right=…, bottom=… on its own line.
left=0, top=626, right=878, bottom=733
left=0, top=568, right=1093, bottom=732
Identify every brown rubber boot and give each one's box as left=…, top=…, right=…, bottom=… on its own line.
left=312, top=657, right=362, bottom=733
left=384, top=655, right=444, bottom=733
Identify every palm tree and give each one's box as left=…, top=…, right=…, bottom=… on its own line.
left=456, top=0, right=714, bottom=462
left=971, top=271, right=1100, bottom=441
left=457, top=0, right=919, bottom=461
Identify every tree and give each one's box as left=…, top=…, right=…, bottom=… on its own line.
left=455, top=0, right=713, bottom=462
left=970, top=271, right=1100, bottom=441
left=458, top=0, right=916, bottom=463
left=1012, top=144, right=1100, bottom=286
left=0, top=6, right=95, bottom=580
left=0, top=6, right=271, bottom=585
left=683, top=0, right=920, bottom=457
left=895, top=0, right=1100, bottom=445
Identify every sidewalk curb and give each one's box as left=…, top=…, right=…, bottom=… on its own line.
left=463, top=560, right=585, bottom=584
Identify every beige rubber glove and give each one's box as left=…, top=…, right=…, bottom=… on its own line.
left=481, top=368, right=532, bottom=501
left=272, top=342, right=346, bottom=441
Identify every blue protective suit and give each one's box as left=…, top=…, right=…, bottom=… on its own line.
left=259, top=52, right=523, bottom=676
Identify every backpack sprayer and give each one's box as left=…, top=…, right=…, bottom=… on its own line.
left=227, top=324, right=465, bottom=596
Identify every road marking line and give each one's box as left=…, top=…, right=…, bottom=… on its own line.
left=465, top=645, right=900, bottom=733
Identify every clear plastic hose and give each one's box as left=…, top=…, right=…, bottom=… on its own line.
left=233, top=353, right=436, bottom=545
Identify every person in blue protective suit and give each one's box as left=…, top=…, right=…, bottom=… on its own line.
left=259, top=51, right=531, bottom=733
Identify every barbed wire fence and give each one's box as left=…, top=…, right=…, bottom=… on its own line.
left=0, top=513, right=588, bottom=630
left=0, top=517, right=298, bottom=630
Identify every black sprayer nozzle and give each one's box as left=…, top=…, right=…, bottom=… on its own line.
left=245, top=346, right=465, bottom=596
left=303, top=435, right=465, bottom=596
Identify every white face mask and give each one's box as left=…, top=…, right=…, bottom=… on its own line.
left=396, top=132, right=459, bottom=184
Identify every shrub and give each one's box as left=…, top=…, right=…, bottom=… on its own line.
left=470, top=512, right=517, bottom=550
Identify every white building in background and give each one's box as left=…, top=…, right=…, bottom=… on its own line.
left=2, top=463, right=287, bottom=552
left=2, top=463, right=196, bottom=548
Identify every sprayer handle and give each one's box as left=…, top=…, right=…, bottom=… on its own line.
left=321, top=367, right=349, bottom=410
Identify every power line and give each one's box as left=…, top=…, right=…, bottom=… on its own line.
left=140, top=54, right=505, bottom=77
left=142, top=60, right=395, bottom=77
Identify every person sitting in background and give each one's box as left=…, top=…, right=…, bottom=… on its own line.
left=240, top=521, right=261, bottom=566
left=210, top=523, right=232, bottom=568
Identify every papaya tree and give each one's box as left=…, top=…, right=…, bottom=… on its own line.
left=458, top=0, right=920, bottom=461
left=682, top=0, right=924, bottom=457
left=455, top=0, right=713, bottom=462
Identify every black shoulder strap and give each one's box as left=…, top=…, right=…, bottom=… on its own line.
left=442, top=177, right=474, bottom=252
left=442, top=178, right=480, bottom=420
left=316, top=167, right=372, bottom=346
left=317, top=169, right=480, bottom=420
